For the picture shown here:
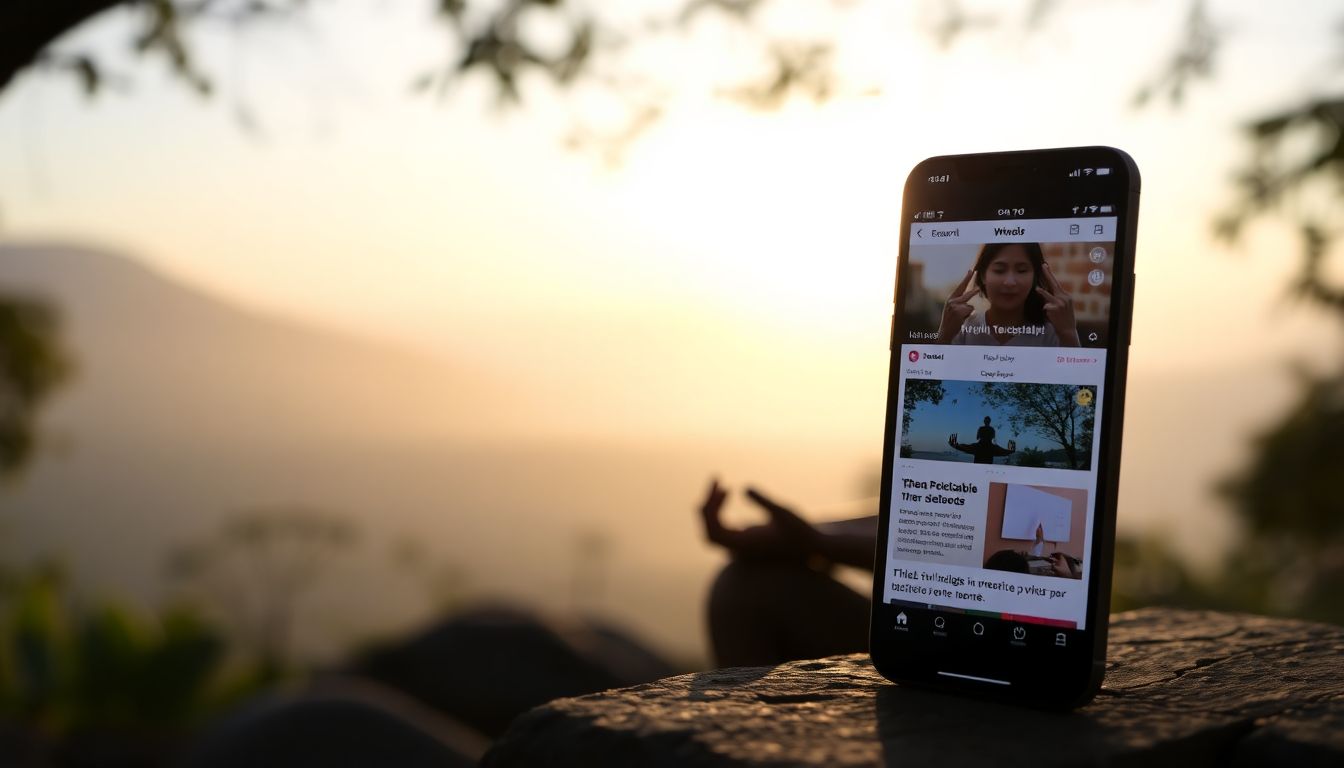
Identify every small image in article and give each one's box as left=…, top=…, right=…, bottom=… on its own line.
left=981, top=482, right=1086, bottom=580
left=900, top=241, right=1113, bottom=348
left=901, top=379, right=1096, bottom=471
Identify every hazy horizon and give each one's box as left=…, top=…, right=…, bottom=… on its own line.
left=0, top=240, right=1316, bottom=662
left=3, top=0, right=1343, bottom=662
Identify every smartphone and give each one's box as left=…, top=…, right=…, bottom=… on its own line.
left=869, top=146, right=1139, bottom=708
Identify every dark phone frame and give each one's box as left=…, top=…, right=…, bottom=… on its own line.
left=868, top=146, right=1140, bottom=709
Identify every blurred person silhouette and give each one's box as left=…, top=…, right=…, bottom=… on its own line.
left=699, top=479, right=875, bottom=667
left=938, top=243, right=1080, bottom=347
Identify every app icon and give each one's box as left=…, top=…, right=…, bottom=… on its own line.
left=1087, top=269, right=1105, bottom=286
left=1089, top=247, right=1106, bottom=263
left=896, top=612, right=908, bottom=626
left=1068, top=224, right=1080, bottom=235
left=933, top=616, right=946, bottom=629
left=972, top=622, right=985, bottom=636
left=1075, top=388, right=1094, bottom=407
left=1012, top=626, right=1026, bottom=640
left=1055, top=632, right=1067, bottom=647
left=1093, top=224, right=1105, bottom=235
left=908, top=350, right=920, bottom=363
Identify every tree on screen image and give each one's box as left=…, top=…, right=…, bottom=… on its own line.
left=900, top=380, right=945, bottom=457
left=1013, top=446, right=1050, bottom=468
left=978, top=383, right=1094, bottom=471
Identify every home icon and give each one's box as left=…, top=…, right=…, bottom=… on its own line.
left=896, top=612, right=908, bottom=626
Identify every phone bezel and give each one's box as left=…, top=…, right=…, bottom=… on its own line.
left=868, top=146, right=1140, bottom=709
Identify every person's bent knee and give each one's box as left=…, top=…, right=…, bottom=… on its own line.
left=708, top=559, right=776, bottom=614
left=706, top=558, right=870, bottom=668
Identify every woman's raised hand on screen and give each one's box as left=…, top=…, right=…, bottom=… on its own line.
left=1036, top=262, right=1080, bottom=346
left=936, top=269, right=979, bottom=343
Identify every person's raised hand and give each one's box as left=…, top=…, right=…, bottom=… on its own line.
left=699, top=477, right=731, bottom=546
left=936, top=269, right=980, bottom=342
left=1036, top=261, right=1080, bottom=346
left=745, top=488, right=821, bottom=552
left=697, top=478, right=820, bottom=563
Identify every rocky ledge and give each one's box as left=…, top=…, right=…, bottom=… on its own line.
left=485, top=608, right=1344, bottom=767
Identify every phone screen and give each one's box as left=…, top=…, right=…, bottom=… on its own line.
left=872, top=147, right=1138, bottom=705
left=889, top=217, right=1113, bottom=629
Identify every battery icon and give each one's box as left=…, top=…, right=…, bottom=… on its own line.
left=1096, top=167, right=1111, bottom=176
left=1099, top=205, right=1114, bottom=213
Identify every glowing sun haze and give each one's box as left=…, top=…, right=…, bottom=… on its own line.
left=0, top=0, right=1337, bottom=445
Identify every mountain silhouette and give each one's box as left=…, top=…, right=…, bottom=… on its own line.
left=0, top=242, right=507, bottom=446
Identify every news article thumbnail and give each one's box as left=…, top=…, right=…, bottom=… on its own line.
left=900, top=241, right=1113, bottom=348
left=901, top=379, right=1096, bottom=471
left=981, top=482, right=1086, bottom=580
left=889, top=478, right=1087, bottom=579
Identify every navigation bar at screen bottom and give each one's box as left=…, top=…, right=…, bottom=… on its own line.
left=886, top=597, right=1078, bottom=629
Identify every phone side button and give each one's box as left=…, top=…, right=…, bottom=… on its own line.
left=1127, top=273, right=1136, bottom=346
left=890, top=314, right=896, bottom=351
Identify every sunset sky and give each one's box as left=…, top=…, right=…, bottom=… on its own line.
left=4, top=0, right=1344, bottom=667
left=1, top=3, right=1337, bottom=410
left=1, top=0, right=1342, bottom=566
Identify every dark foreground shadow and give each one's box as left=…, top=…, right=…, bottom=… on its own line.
left=873, top=685, right=1252, bottom=767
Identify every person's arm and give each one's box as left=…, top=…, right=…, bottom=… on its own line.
left=699, top=480, right=820, bottom=563
left=698, top=479, right=878, bottom=571
left=813, top=516, right=878, bottom=571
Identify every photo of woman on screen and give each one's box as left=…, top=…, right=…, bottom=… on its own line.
left=936, top=242, right=1081, bottom=347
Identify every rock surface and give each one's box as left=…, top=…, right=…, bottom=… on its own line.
left=485, top=608, right=1344, bottom=767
